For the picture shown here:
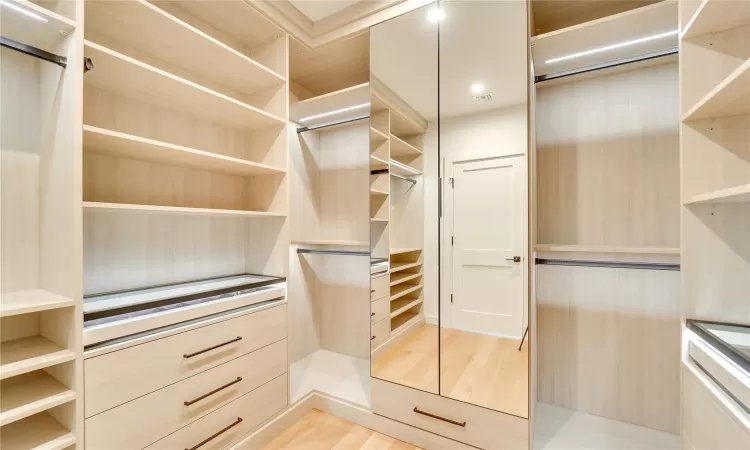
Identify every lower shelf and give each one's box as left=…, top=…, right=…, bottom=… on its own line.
left=390, top=284, right=423, bottom=301
left=390, top=297, right=423, bottom=318
left=391, top=311, right=420, bottom=334
left=0, top=336, right=76, bottom=380
left=0, top=371, right=75, bottom=426
left=0, top=411, right=75, bottom=450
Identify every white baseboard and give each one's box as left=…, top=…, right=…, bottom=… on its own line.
left=425, top=314, right=438, bottom=325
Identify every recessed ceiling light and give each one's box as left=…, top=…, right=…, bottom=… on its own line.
left=427, top=7, right=446, bottom=23
left=298, top=103, right=370, bottom=123
left=0, top=0, right=48, bottom=22
left=545, top=30, right=679, bottom=64
left=470, top=83, right=485, bottom=94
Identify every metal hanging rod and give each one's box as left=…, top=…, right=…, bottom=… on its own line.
left=391, top=172, right=417, bottom=185
left=535, top=47, right=678, bottom=84
left=1, top=36, right=67, bottom=68
left=535, top=258, right=680, bottom=271
left=296, top=116, right=370, bottom=133
left=297, top=248, right=370, bottom=256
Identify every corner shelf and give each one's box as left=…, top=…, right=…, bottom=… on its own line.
left=290, top=83, right=370, bottom=124
left=684, top=184, right=750, bottom=204
left=682, top=59, right=750, bottom=122
left=0, top=0, right=76, bottom=54
left=390, top=272, right=422, bottom=287
left=390, top=261, right=422, bottom=274
left=0, top=290, right=74, bottom=317
left=390, top=284, right=423, bottom=302
left=390, top=159, right=421, bottom=176
left=0, top=336, right=75, bottom=380
left=0, top=411, right=76, bottom=450
left=82, top=202, right=286, bottom=218
left=681, top=0, right=750, bottom=39
left=0, top=371, right=75, bottom=426
left=83, top=41, right=285, bottom=131
left=83, top=126, right=286, bottom=177
left=390, top=297, right=423, bottom=318
left=534, top=244, right=681, bottom=255
left=389, top=135, right=422, bottom=157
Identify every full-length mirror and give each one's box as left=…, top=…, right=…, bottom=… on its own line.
left=370, top=4, right=438, bottom=394
left=438, top=0, right=529, bottom=417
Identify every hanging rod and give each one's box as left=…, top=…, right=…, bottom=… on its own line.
left=535, top=258, right=680, bottom=271
left=535, top=47, right=678, bottom=84
left=296, top=116, right=370, bottom=133
left=297, top=248, right=370, bottom=256
left=1, top=36, right=67, bottom=68
left=391, top=172, right=417, bottom=185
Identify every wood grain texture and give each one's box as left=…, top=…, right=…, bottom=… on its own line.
left=531, top=0, right=660, bottom=35
left=290, top=33, right=369, bottom=97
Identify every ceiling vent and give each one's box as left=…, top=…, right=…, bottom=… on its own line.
left=474, top=92, right=495, bottom=101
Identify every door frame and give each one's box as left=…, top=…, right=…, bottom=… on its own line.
left=440, top=153, right=529, bottom=335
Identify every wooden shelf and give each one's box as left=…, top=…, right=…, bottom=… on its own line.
left=0, top=412, right=76, bottom=450
left=530, top=1, right=678, bottom=77
left=83, top=202, right=286, bottom=218
left=0, top=0, right=75, bottom=54
left=390, top=261, right=422, bottom=274
left=684, top=184, right=750, bottom=204
left=391, top=310, right=420, bottom=334
left=83, top=41, right=285, bottom=131
left=291, top=83, right=370, bottom=124
left=371, top=218, right=389, bottom=223
left=534, top=244, right=681, bottom=255
left=85, top=0, right=285, bottom=94
left=0, top=371, right=75, bottom=426
left=390, top=160, right=422, bottom=176
left=292, top=239, right=368, bottom=247
left=370, top=188, right=389, bottom=196
left=390, top=272, right=422, bottom=287
left=390, top=284, right=423, bottom=302
left=681, top=0, right=750, bottom=39
left=683, top=59, right=750, bottom=122
left=390, top=297, right=423, bottom=318
left=0, top=290, right=74, bottom=317
left=390, top=248, right=422, bottom=256
left=390, top=135, right=422, bottom=157
left=371, top=127, right=389, bottom=143
left=371, top=155, right=389, bottom=169
left=0, top=336, right=75, bottom=380
left=83, top=126, right=286, bottom=177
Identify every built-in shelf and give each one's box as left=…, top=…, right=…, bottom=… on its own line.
left=0, top=0, right=76, bottom=54
left=291, top=83, right=370, bottom=124
left=85, top=0, right=285, bottom=94
left=0, top=336, right=75, bottom=380
left=530, top=1, right=678, bottom=77
left=390, top=248, right=422, bottom=255
left=391, top=310, right=420, bottom=334
left=390, top=135, right=422, bottom=157
left=390, top=261, right=422, bottom=274
left=0, top=371, right=76, bottom=426
left=390, top=272, right=422, bottom=287
left=83, top=202, right=286, bottom=218
left=83, top=41, right=285, bottom=131
left=683, top=59, right=750, bottom=122
left=82, top=126, right=285, bottom=177
left=390, top=160, right=421, bottom=176
left=684, top=184, right=750, bottom=204
left=0, top=411, right=76, bottom=450
left=371, top=218, right=389, bottom=223
left=371, top=127, right=388, bottom=143
left=681, top=0, right=750, bottom=39
left=291, top=239, right=369, bottom=247
left=371, top=155, right=389, bottom=168
left=0, top=290, right=75, bottom=317
left=534, top=244, right=681, bottom=255
left=390, top=284, right=423, bottom=302
left=390, top=297, right=423, bottom=318
left=370, top=188, right=389, bottom=196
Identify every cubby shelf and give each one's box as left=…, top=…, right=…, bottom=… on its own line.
left=682, top=59, right=750, bottom=121
left=390, top=297, right=423, bottom=318
left=371, top=155, right=389, bottom=168
left=0, top=336, right=75, bottom=380
left=681, top=0, right=750, bottom=39
left=370, top=188, right=389, bottom=196
left=0, top=411, right=76, bottom=450
left=534, top=244, right=681, bottom=255
left=390, top=248, right=422, bottom=255
left=390, top=135, right=422, bottom=157
left=390, top=261, right=422, bottom=274
left=390, top=159, right=422, bottom=176
left=390, top=284, right=423, bottom=302
left=85, top=0, right=285, bottom=94
left=0, top=290, right=75, bottom=317
left=291, top=82, right=370, bottom=124
left=83, top=202, right=286, bottom=218
left=371, top=218, right=389, bottom=223
left=83, top=41, right=285, bottom=131
left=371, top=127, right=389, bottom=142
left=83, top=126, right=286, bottom=177
left=391, top=310, right=420, bottom=334
left=0, top=371, right=76, bottom=426
left=0, top=0, right=75, bottom=54
left=390, top=272, right=422, bottom=287
left=684, top=183, right=750, bottom=204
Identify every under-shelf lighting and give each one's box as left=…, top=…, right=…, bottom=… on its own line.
left=298, top=102, right=370, bottom=123
left=427, top=7, right=446, bottom=23
left=0, top=0, right=49, bottom=22
left=545, top=30, right=678, bottom=64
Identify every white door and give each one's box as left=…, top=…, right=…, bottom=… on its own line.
left=450, top=156, right=524, bottom=338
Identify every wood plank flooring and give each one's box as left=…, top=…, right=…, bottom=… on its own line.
left=262, top=409, right=423, bottom=450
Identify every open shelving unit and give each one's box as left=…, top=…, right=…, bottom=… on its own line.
left=682, top=59, right=750, bottom=122
left=0, top=291, right=75, bottom=318
left=684, top=184, right=750, bottom=205
left=390, top=272, right=422, bottom=287
left=0, top=411, right=76, bottom=450
left=681, top=0, right=750, bottom=39
left=290, top=82, right=370, bottom=125
left=0, top=371, right=76, bottom=426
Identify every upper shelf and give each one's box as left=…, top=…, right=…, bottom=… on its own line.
left=681, top=0, right=750, bottom=39
left=0, top=290, right=74, bottom=317
left=390, top=160, right=422, bottom=176
left=371, top=127, right=388, bottom=143
left=83, top=202, right=286, bottom=218
left=0, top=336, right=76, bottom=380
left=0, top=0, right=75, bottom=54
left=390, top=135, right=422, bottom=158
left=534, top=244, right=681, bottom=255
left=83, top=41, right=285, bottom=131
left=683, top=59, right=750, bottom=122
left=531, top=1, right=678, bottom=77
left=684, top=184, right=750, bottom=204
left=85, top=0, right=285, bottom=94
left=291, top=83, right=370, bottom=125
left=0, top=371, right=76, bottom=426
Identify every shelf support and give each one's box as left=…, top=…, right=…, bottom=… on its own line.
left=0, top=36, right=67, bottom=68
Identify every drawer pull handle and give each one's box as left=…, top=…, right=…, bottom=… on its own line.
left=371, top=312, right=376, bottom=316
left=184, top=377, right=242, bottom=406
left=371, top=336, right=376, bottom=340
left=371, top=289, right=376, bottom=293
left=185, top=417, right=243, bottom=450
left=413, top=407, right=466, bottom=427
left=183, top=336, right=242, bottom=358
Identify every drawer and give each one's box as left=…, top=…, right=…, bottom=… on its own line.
left=371, top=378, right=528, bottom=450
left=86, top=340, right=287, bottom=450
left=85, top=304, right=286, bottom=417
left=371, top=274, right=389, bottom=301
left=145, top=374, right=288, bottom=450
left=371, top=297, right=389, bottom=323
left=371, top=317, right=390, bottom=349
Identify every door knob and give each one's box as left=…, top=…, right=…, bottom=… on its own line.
left=506, top=256, right=521, bottom=263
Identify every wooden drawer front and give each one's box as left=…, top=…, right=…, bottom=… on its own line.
left=371, top=274, right=389, bottom=301
left=371, top=318, right=390, bottom=349
left=145, top=374, right=288, bottom=450
left=85, top=304, right=286, bottom=417
left=372, top=378, right=528, bottom=450
left=86, top=340, right=287, bottom=450
left=371, top=297, right=389, bottom=323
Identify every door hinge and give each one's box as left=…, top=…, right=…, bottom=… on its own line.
left=451, top=294, right=453, bottom=303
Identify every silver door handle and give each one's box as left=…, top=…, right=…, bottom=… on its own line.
left=506, top=256, right=521, bottom=263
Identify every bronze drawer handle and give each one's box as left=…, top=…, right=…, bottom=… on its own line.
left=371, top=312, right=376, bottom=316
left=371, top=335, right=376, bottom=340
left=184, top=377, right=242, bottom=406
left=183, top=336, right=242, bottom=358
left=185, top=417, right=243, bottom=450
left=413, top=407, right=466, bottom=427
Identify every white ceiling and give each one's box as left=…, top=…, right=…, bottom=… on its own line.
left=289, top=0, right=361, bottom=21
left=371, top=1, right=528, bottom=120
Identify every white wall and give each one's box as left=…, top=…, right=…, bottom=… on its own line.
left=423, top=104, right=528, bottom=327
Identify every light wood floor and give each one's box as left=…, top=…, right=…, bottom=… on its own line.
left=372, top=324, right=528, bottom=418
left=262, top=409, right=423, bottom=450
